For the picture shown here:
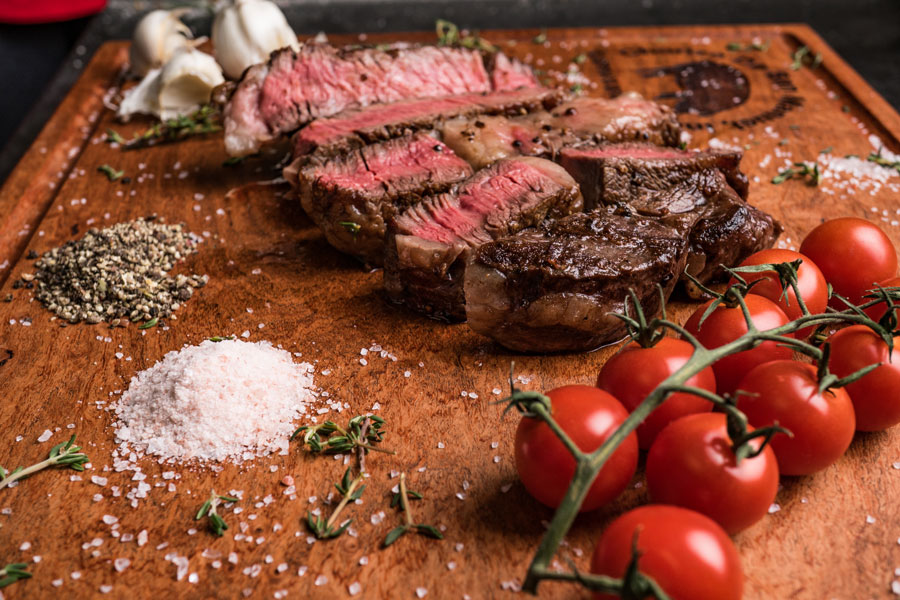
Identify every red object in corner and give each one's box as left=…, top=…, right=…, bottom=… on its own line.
left=0, top=0, right=107, bottom=24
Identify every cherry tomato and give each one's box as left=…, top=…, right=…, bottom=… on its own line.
left=828, top=325, right=900, bottom=431
left=736, top=360, right=855, bottom=475
left=514, top=385, right=638, bottom=511
left=596, top=338, right=715, bottom=449
left=590, top=505, right=743, bottom=600
left=683, top=295, right=793, bottom=394
left=730, top=249, right=828, bottom=320
left=863, top=276, right=900, bottom=325
left=646, top=413, right=779, bottom=534
left=799, top=217, right=898, bottom=307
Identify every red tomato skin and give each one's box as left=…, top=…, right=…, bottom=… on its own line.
left=596, top=338, right=716, bottom=449
left=863, top=276, right=900, bottom=325
left=646, top=413, right=779, bottom=534
left=591, top=505, right=743, bottom=600
left=514, top=385, right=638, bottom=511
left=799, top=217, right=898, bottom=307
left=736, top=361, right=855, bottom=475
left=683, top=295, right=793, bottom=394
left=730, top=249, right=828, bottom=320
left=828, top=325, right=900, bottom=431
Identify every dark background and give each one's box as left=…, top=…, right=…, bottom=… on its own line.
left=1, top=0, right=898, bottom=185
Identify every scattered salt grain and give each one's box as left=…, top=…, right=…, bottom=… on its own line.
left=359, top=556, right=369, bottom=566
left=19, top=541, right=31, bottom=551
left=768, top=503, right=781, bottom=514
left=349, top=582, right=362, bottom=595
left=315, top=575, right=328, bottom=586
left=91, top=476, right=108, bottom=486
left=37, top=429, right=53, bottom=443
left=114, top=558, right=131, bottom=572
left=100, top=584, right=113, bottom=593
left=112, top=340, right=317, bottom=462
left=102, top=515, right=118, bottom=525
left=298, top=565, right=308, bottom=576
left=416, top=587, right=428, bottom=598
left=867, top=515, right=876, bottom=524
left=892, top=581, right=900, bottom=595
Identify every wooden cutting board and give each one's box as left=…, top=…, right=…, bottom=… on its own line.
left=1, top=24, right=900, bottom=600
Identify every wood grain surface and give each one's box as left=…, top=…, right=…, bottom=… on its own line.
left=1, top=24, right=900, bottom=600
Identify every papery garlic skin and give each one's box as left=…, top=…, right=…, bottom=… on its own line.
left=130, top=9, right=194, bottom=77
left=118, top=48, right=224, bottom=121
left=117, top=67, right=163, bottom=121
left=213, top=0, right=299, bottom=80
left=158, top=48, right=226, bottom=120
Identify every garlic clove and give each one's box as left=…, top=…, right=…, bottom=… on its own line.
left=212, top=0, right=299, bottom=80
left=158, top=48, right=225, bottom=120
left=117, top=67, right=163, bottom=121
left=130, top=9, right=194, bottom=77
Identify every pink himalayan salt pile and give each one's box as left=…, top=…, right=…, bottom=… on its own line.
left=113, top=339, right=316, bottom=462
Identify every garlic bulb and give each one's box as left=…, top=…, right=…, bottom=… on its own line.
left=212, top=0, right=299, bottom=80
left=130, top=9, right=194, bottom=77
left=118, top=48, right=224, bottom=121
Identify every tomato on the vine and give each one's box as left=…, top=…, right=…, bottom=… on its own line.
left=828, top=325, right=900, bottom=431
left=736, top=360, right=855, bottom=475
left=596, top=337, right=715, bottom=449
left=514, top=385, right=638, bottom=511
left=863, top=276, right=900, bottom=325
left=799, top=217, right=898, bottom=307
left=683, top=294, right=793, bottom=394
left=646, top=413, right=779, bottom=534
left=590, top=505, right=743, bottom=600
left=730, top=248, right=828, bottom=320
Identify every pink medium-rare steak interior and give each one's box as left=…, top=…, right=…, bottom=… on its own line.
left=488, top=52, right=540, bottom=91
left=396, top=157, right=578, bottom=246
left=310, top=133, right=472, bottom=200
left=292, top=87, right=564, bottom=157
left=561, top=146, right=690, bottom=160
left=225, top=43, right=540, bottom=157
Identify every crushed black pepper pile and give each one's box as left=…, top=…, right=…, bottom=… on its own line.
left=27, top=217, right=207, bottom=325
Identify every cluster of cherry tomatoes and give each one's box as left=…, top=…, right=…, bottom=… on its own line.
left=513, top=217, right=900, bottom=599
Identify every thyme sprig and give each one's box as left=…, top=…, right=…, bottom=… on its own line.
left=0, top=563, right=31, bottom=588
left=868, top=149, right=900, bottom=175
left=97, top=164, right=124, bottom=181
left=383, top=473, right=443, bottom=547
left=435, top=19, right=496, bottom=52
left=107, top=104, right=221, bottom=150
left=0, top=435, right=89, bottom=491
left=196, top=491, right=238, bottom=536
left=790, top=45, right=822, bottom=70
left=511, top=261, right=895, bottom=595
left=772, top=161, right=821, bottom=185
left=307, top=468, right=366, bottom=539
left=291, top=415, right=394, bottom=457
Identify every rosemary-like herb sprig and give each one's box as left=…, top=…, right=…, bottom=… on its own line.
left=0, top=435, right=89, bottom=491
left=383, top=473, right=443, bottom=547
left=868, top=149, right=900, bottom=175
left=107, top=104, right=221, bottom=151
left=0, top=563, right=31, bottom=588
left=307, top=467, right=366, bottom=539
left=196, top=491, right=238, bottom=536
left=291, top=415, right=395, bottom=456
left=435, top=19, right=496, bottom=52
left=138, top=317, right=159, bottom=330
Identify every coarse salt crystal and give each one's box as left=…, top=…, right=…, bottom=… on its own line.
left=100, top=585, right=113, bottom=593
left=315, top=575, right=328, bottom=586
left=37, top=430, right=53, bottom=443
left=867, top=515, right=876, bottom=524
left=416, top=587, right=428, bottom=598
left=92, top=476, right=108, bottom=486
left=768, top=503, right=781, bottom=514
left=19, top=541, right=31, bottom=551
left=349, top=582, right=362, bottom=595
left=114, top=558, right=131, bottom=572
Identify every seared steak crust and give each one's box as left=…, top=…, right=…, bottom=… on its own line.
left=465, top=211, right=689, bottom=353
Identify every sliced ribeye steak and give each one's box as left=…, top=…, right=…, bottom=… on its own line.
left=465, top=211, right=689, bottom=353
left=297, top=132, right=473, bottom=266
left=289, top=87, right=565, bottom=162
left=558, top=144, right=778, bottom=287
left=224, top=43, right=536, bottom=156
left=384, top=157, right=582, bottom=322
left=440, top=92, right=681, bottom=169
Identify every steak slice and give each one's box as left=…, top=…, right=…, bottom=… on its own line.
left=298, top=132, right=474, bottom=266
left=289, top=87, right=565, bottom=161
left=440, top=92, right=682, bottom=169
left=384, top=157, right=582, bottom=322
left=558, top=144, right=777, bottom=288
left=487, top=52, right=540, bottom=91
left=465, top=211, right=689, bottom=353
left=224, top=43, right=537, bottom=156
